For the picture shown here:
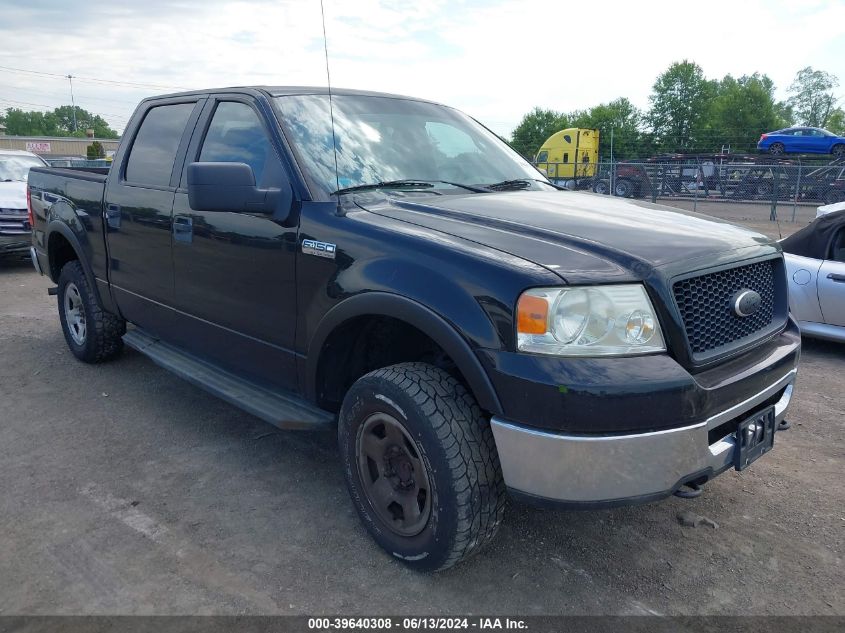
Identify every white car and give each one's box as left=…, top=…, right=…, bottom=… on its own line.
left=782, top=209, right=845, bottom=342
left=0, top=149, right=48, bottom=260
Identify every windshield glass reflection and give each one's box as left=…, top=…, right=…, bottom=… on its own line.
left=274, top=94, right=546, bottom=197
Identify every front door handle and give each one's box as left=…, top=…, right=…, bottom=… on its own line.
left=173, top=215, right=193, bottom=244
left=827, top=272, right=845, bottom=283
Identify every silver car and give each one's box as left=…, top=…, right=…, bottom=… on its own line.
left=782, top=210, right=845, bottom=342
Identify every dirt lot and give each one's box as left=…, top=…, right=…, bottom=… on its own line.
left=0, top=207, right=842, bottom=616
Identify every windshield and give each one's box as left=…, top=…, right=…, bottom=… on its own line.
left=0, top=155, right=46, bottom=182
left=273, top=94, right=546, bottom=197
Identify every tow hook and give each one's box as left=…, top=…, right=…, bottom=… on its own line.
left=777, top=419, right=791, bottom=431
left=673, top=482, right=703, bottom=499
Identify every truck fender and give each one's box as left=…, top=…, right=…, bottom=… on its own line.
left=306, top=292, right=503, bottom=416
left=45, top=219, right=103, bottom=305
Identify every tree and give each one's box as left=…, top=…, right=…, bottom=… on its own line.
left=510, top=107, right=569, bottom=159
left=569, top=97, right=642, bottom=160
left=700, top=73, right=790, bottom=153
left=0, top=106, right=118, bottom=138
left=787, top=67, right=839, bottom=128
left=87, top=140, right=105, bottom=159
left=826, top=108, right=845, bottom=135
left=646, top=60, right=715, bottom=152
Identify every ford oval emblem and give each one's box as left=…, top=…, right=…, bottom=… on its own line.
left=733, top=289, right=762, bottom=317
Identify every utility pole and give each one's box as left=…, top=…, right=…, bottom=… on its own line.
left=66, top=74, right=77, bottom=132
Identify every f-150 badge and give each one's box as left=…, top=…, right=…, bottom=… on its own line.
left=302, top=239, right=337, bottom=259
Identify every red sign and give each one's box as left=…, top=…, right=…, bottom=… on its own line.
left=25, top=142, right=51, bottom=153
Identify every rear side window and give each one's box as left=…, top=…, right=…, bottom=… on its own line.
left=199, top=102, right=280, bottom=187
left=125, top=103, right=195, bottom=186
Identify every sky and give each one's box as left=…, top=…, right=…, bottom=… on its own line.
left=1, top=0, right=844, bottom=137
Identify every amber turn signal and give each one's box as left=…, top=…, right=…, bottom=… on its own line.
left=517, top=294, right=549, bottom=334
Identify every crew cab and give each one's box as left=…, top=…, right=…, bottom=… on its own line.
left=28, top=87, right=800, bottom=571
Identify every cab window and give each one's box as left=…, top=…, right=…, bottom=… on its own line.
left=125, top=103, right=195, bottom=187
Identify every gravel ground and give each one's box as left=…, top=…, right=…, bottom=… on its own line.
left=0, top=206, right=843, bottom=615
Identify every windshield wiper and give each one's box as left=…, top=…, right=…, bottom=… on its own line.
left=332, top=179, right=488, bottom=195
left=485, top=178, right=565, bottom=191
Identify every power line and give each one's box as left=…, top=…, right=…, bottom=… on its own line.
left=0, top=64, right=189, bottom=91
left=0, top=97, right=129, bottom=123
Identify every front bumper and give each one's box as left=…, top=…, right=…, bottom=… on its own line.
left=0, top=234, right=31, bottom=257
left=491, top=368, right=796, bottom=508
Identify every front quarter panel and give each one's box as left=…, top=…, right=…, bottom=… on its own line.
left=296, top=200, right=561, bottom=397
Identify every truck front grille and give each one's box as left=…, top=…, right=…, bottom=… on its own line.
left=0, top=208, right=30, bottom=235
left=673, top=258, right=783, bottom=360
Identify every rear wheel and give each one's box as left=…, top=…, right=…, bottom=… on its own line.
left=339, top=362, right=505, bottom=571
left=57, top=260, right=125, bottom=363
left=592, top=180, right=610, bottom=195
left=832, top=144, right=845, bottom=159
left=614, top=179, right=634, bottom=197
left=769, top=142, right=785, bottom=156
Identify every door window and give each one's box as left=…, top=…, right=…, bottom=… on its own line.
left=199, top=101, right=281, bottom=187
left=125, top=103, right=195, bottom=186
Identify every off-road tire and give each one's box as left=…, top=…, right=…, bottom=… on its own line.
left=58, top=260, right=125, bottom=363
left=339, top=362, right=506, bottom=572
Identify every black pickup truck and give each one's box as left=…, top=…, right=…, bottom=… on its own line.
left=28, top=87, right=800, bottom=571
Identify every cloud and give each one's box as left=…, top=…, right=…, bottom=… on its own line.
left=0, top=0, right=843, bottom=136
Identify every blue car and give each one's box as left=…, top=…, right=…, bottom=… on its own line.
left=758, top=127, right=845, bottom=157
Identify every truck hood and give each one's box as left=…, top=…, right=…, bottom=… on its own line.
left=0, top=181, right=26, bottom=209
left=355, top=190, right=775, bottom=282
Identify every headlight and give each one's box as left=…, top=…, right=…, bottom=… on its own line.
left=516, top=284, right=666, bottom=356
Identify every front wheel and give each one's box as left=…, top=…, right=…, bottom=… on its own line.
left=338, top=362, right=506, bottom=571
left=58, top=260, right=125, bottom=363
left=832, top=144, right=845, bottom=158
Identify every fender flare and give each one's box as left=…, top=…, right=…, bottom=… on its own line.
left=45, top=220, right=101, bottom=301
left=306, top=292, right=503, bottom=416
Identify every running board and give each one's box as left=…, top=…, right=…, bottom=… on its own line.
left=123, top=328, right=334, bottom=430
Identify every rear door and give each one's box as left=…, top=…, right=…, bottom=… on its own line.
left=104, top=98, right=204, bottom=333
left=169, top=95, right=299, bottom=390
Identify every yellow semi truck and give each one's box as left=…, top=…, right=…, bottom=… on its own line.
left=534, top=128, right=599, bottom=184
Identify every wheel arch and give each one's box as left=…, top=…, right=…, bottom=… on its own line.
left=46, top=221, right=94, bottom=287
left=305, top=292, right=503, bottom=416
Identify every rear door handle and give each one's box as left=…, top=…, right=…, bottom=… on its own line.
left=105, top=203, right=121, bottom=230
left=173, top=215, right=193, bottom=244
left=827, top=273, right=845, bottom=283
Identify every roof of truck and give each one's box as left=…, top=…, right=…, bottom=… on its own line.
left=148, top=86, right=441, bottom=105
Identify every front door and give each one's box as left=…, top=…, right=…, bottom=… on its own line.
left=818, top=227, right=845, bottom=327
left=170, top=98, right=299, bottom=390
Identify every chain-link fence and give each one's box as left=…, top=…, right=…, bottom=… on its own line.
left=535, top=156, right=845, bottom=221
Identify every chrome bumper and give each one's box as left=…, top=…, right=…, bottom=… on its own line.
left=491, top=369, right=796, bottom=506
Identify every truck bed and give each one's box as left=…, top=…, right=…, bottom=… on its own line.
left=28, top=166, right=110, bottom=283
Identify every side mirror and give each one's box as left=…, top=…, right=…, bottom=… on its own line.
left=187, top=162, right=286, bottom=217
